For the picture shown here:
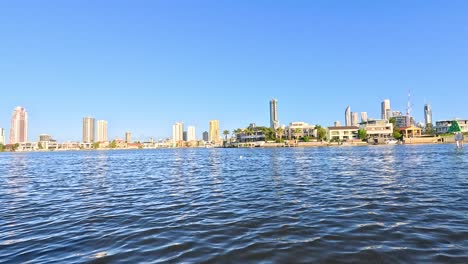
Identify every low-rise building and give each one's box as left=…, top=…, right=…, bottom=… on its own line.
left=435, top=120, right=468, bottom=134
left=285, top=122, right=316, bottom=139
left=327, top=126, right=359, bottom=141
left=360, top=120, right=393, bottom=138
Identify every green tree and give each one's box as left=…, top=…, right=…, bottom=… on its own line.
left=389, top=117, right=403, bottom=139
left=276, top=127, right=284, bottom=142
left=38, top=142, right=43, bottom=149
left=316, top=125, right=327, bottom=141
left=0, top=144, right=4, bottom=152
left=303, top=136, right=310, bottom=142
left=93, top=142, right=100, bottom=149
left=12, top=143, right=20, bottom=151
left=425, top=123, right=434, bottom=135
left=223, top=130, right=230, bottom=141
left=358, top=129, right=367, bottom=141
left=109, top=140, right=117, bottom=149
left=293, top=128, right=302, bottom=140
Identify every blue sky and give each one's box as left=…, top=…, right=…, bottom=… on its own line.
left=1, top=0, right=467, bottom=141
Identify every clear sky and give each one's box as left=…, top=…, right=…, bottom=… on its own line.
left=1, top=0, right=467, bottom=142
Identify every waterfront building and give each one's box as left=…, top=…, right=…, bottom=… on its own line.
left=327, top=126, right=359, bottom=141
left=0, top=128, right=4, bottom=145
left=202, top=131, right=209, bottom=142
left=360, top=119, right=393, bottom=138
left=97, top=120, right=108, bottom=142
left=345, top=106, right=351, bottom=126
left=82, top=117, right=95, bottom=143
left=270, top=99, right=280, bottom=130
left=209, top=120, right=220, bottom=143
left=399, top=126, right=422, bottom=138
left=236, top=124, right=266, bottom=143
left=435, top=120, right=468, bottom=134
left=381, top=99, right=391, bottom=120
left=172, top=122, right=184, bottom=143
left=361, top=112, right=368, bottom=123
left=351, top=112, right=359, bottom=126
left=424, top=104, right=432, bottom=126
left=286, top=122, right=317, bottom=139
left=187, top=126, right=196, bottom=141
left=125, top=131, right=131, bottom=143
left=9, top=106, right=28, bottom=144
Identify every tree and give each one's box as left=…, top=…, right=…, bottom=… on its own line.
left=109, top=140, right=117, bottom=149
left=12, top=143, right=20, bottom=151
left=276, top=127, right=284, bottom=142
left=389, top=117, right=403, bottom=139
left=38, top=142, right=43, bottom=149
left=223, top=130, right=230, bottom=141
left=358, top=129, right=367, bottom=141
left=0, top=144, right=4, bottom=152
left=293, top=128, right=302, bottom=140
left=316, top=125, right=327, bottom=141
left=93, top=142, right=100, bottom=149
left=425, top=123, right=434, bottom=135
left=303, top=136, right=310, bottom=142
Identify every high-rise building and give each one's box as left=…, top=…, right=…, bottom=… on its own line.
left=424, top=104, right=432, bottom=125
left=39, top=134, right=52, bottom=142
left=361, top=112, right=368, bottom=123
left=9, top=106, right=28, bottom=144
left=334, top=121, right=341, bottom=127
left=183, top=131, right=188, bottom=141
left=381, top=99, right=391, bottom=120
left=270, top=99, right=279, bottom=130
left=209, top=120, right=220, bottom=143
left=203, top=131, right=209, bottom=142
left=187, top=126, right=196, bottom=141
left=125, top=131, right=131, bottom=143
left=351, top=112, right=359, bottom=126
left=82, top=117, right=95, bottom=143
left=172, top=122, right=184, bottom=142
left=345, top=106, right=351, bottom=126
left=0, top=128, right=5, bottom=145
left=97, top=120, right=108, bottom=142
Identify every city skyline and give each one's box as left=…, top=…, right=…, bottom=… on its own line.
left=1, top=1, right=468, bottom=141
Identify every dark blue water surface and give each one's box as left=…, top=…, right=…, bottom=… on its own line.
left=0, top=145, right=467, bottom=263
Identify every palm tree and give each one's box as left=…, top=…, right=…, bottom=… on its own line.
left=294, top=128, right=302, bottom=141
left=276, top=127, right=284, bottom=142
left=223, top=130, right=230, bottom=141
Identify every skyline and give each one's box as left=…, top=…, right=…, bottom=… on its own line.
left=1, top=1, right=468, bottom=141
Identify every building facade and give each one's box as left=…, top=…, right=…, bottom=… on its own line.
left=345, top=106, right=351, bottom=126
left=327, top=126, right=359, bottom=141
left=360, top=119, right=393, bottom=138
left=361, top=112, right=368, bottom=123
left=9, top=106, right=28, bottom=144
left=286, top=122, right=317, bottom=139
left=82, top=117, right=95, bottom=143
left=424, top=104, right=432, bottom=125
left=97, top=120, right=108, bottom=142
left=209, top=120, right=220, bottom=143
left=187, top=126, right=196, bottom=141
left=435, top=120, right=468, bottom=134
left=270, top=99, right=279, bottom=130
left=0, top=128, right=5, bottom=145
left=125, top=131, right=131, bottom=143
left=381, top=99, right=391, bottom=120
left=202, top=131, right=209, bottom=142
left=172, top=122, right=184, bottom=143
left=351, top=112, right=359, bottom=126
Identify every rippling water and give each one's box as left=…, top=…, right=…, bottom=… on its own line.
left=0, top=145, right=467, bottom=263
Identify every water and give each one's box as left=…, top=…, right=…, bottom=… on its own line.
left=0, top=145, right=467, bottom=263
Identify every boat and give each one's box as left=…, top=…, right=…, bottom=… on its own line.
left=385, top=138, right=399, bottom=145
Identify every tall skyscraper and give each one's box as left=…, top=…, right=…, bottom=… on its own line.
left=203, top=131, right=209, bottom=142
left=270, top=99, right=279, bottom=130
left=82, top=117, right=95, bottom=143
left=351, top=112, right=359, bottom=126
left=381, top=99, right=391, bottom=120
left=125, top=131, right=131, bottom=143
left=345, top=106, right=351, bottom=126
left=9, top=106, right=28, bottom=144
left=0, top=128, right=5, bottom=145
left=361, top=112, right=368, bottom=123
left=172, top=122, right=184, bottom=142
left=424, top=104, right=432, bottom=125
left=97, top=120, right=108, bottom=142
left=183, top=131, right=188, bottom=141
left=209, top=120, right=220, bottom=143
left=187, top=126, right=196, bottom=141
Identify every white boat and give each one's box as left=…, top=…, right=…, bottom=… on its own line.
left=385, top=139, right=399, bottom=145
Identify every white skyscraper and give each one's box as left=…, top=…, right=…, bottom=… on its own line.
left=82, top=117, right=95, bottom=143
left=270, top=99, right=279, bottom=130
left=97, top=120, right=108, bottom=142
left=0, top=128, right=5, bottom=145
left=361, top=112, right=368, bottom=123
left=424, top=104, right=432, bottom=125
left=351, top=112, right=359, bottom=126
left=187, top=126, right=196, bottom=141
left=381, top=99, right=391, bottom=120
left=172, top=122, right=184, bottom=142
left=9, top=106, right=28, bottom=144
left=345, top=106, right=351, bottom=126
